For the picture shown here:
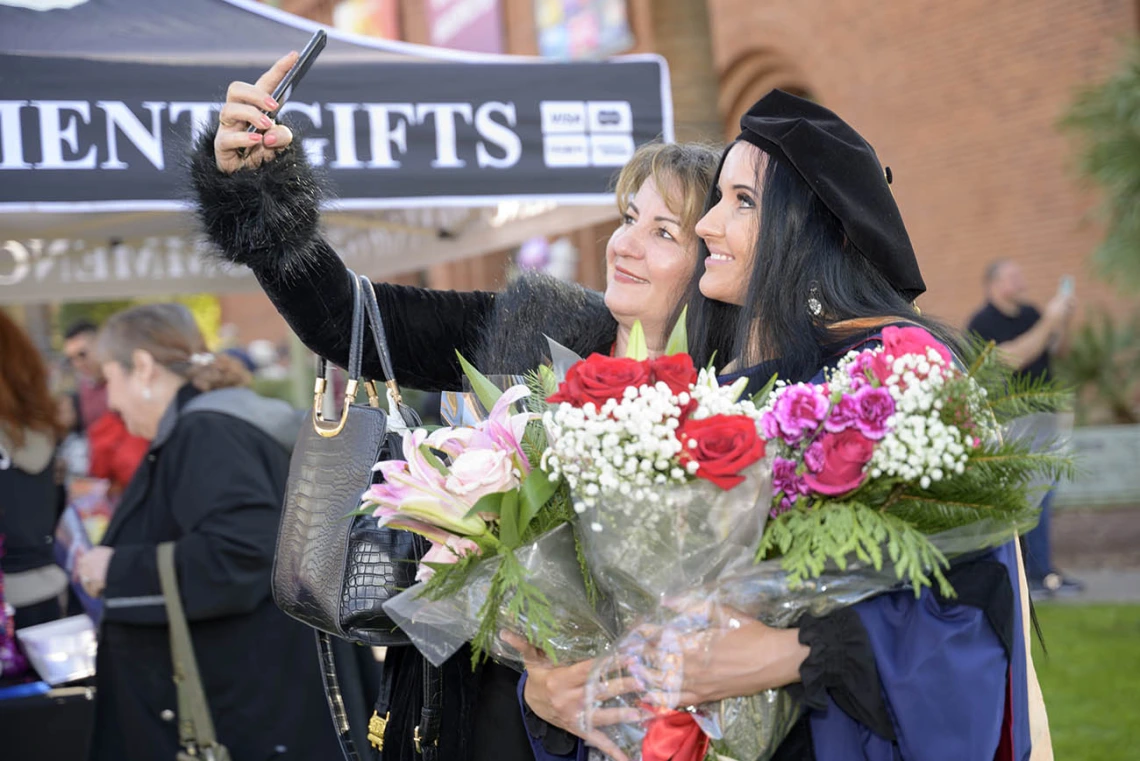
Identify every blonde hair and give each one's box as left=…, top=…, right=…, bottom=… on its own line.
left=613, top=141, right=722, bottom=238
left=97, top=303, right=250, bottom=392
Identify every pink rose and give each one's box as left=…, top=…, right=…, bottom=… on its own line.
left=803, top=429, right=876, bottom=496
left=773, top=385, right=830, bottom=444
left=883, top=326, right=953, bottom=366
left=853, top=386, right=895, bottom=440
left=416, top=535, right=482, bottom=583
left=870, top=327, right=953, bottom=383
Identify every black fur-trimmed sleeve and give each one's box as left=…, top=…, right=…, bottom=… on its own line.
left=188, top=128, right=495, bottom=390
left=189, top=126, right=325, bottom=277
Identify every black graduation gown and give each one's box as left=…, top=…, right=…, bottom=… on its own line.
left=90, top=385, right=340, bottom=761
left=189, top=129, right=617, bottom=761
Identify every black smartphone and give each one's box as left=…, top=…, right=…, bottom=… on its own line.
left=246, top=29, right=327, bottom=135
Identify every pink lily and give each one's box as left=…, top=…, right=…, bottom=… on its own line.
left=362, top=429, right=488, bottom=537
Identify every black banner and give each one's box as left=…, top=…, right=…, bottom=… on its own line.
left=0, top=53, right=670, bottom=210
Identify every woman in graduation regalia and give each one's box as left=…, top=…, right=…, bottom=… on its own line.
left=519, top=91, right=1052, bottom=761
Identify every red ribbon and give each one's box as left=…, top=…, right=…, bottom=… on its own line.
left=641, top=709, right=710, bottom=761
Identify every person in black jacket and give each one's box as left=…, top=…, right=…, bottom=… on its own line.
left=189, top=53, right=726, bottom=761
left=0, top=310, right=67, bottom=631
left=73, top=303, right=340, bottom=761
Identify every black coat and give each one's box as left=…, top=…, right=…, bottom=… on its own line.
left=190, top=129, right=616, bottom=761
left=91, top=385, right=340, bottom=761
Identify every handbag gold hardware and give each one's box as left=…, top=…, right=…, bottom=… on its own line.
left=367, top=711, right=388, bottom=751
left=313, top=378, right=360, bottom=438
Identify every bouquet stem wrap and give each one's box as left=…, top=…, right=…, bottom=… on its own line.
left=383, top=524, right=614, bottom=668
left=576, top=460, right=773, bottom=628
left=587, top=519, right=1033, bottom=761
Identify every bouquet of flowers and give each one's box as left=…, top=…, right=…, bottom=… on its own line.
left=541, top=320, right=778, bottom=761
left=755, top=325, right=1069, bottom=594
left=372, top=356, right=613, bottom=666
left=541, top=321, right=772, bottom=625
left=585, top=325, right=1072, bottom=761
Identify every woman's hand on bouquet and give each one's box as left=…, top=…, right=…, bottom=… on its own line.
left=502, top=630, right=648, bottom=761
left=215, top=52, right=298, bottom=174
left=625, top=606, right=810, bottom=708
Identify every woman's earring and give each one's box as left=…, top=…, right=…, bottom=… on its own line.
left=807, top=285, right=823, bottom=317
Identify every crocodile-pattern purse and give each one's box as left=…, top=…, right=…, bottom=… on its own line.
left=272, top=271, right=425, bottom=646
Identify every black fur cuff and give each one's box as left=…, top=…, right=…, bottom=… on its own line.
left=472, top=272, right=617, bottom=373
left=188, top=126, right=325, bottom=280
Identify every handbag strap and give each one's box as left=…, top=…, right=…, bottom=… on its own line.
left=318, top=631, right=363, bottom=761
left=356, top=273, right=423, bottom=430
left=157, top=541, right=225, bottom=756
left=313, top=271, right=368, bottom=437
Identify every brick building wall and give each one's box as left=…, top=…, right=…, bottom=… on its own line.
left=707, top=0, right=1140, bottom=328
left=225, top=1, right=1138, bottom=345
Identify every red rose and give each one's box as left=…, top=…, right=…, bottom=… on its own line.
left=651, top=354, right=698, bottom=396
left=546, top=354, right=652, bottom=408
left=870, top=326, right=953, bottom=383
left=678, top=414, right=766, bottom=490
left=802, top=429, right=875, bottom=496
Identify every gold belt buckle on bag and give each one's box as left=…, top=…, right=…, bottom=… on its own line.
left=368, top=711, right=388, bottom=751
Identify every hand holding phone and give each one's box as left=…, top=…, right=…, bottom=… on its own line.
left=245, top=30, right=327, bottom=139
left=213, top=30, right=327, bottom=173
left=1058, top=275, right=1074, bottom=299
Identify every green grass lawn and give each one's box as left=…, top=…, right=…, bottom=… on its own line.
left=1032, top=604, right=1140, bottom=759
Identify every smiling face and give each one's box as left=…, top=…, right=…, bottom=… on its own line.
left=603, top=176, right=698, bottom=343
left=695, top=142, right=767, bottom=306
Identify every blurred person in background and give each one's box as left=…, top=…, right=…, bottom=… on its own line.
left=63, top=320, right=108, bottom=428
left=63, top=319, right=149, bottom=495
left=967, top=259, right=1082, bottom=598
left=0, top=311, right=68, bottom=629
left=73, top=303, right=338, bottom=761
left=55, top=391, right=89, bottom=480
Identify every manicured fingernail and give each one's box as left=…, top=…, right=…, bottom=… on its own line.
left=260, top=116, right=273, bottom=128
left=264, top=133, right=277, bottom=146
left=249, top=132, right=263, bottom=142
left=265, top=97, right=279, bottom=110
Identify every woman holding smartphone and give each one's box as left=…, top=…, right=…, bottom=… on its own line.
left=193, top=52, right=728, bottom=761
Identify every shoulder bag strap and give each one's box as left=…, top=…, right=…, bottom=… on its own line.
left=318, top=631, right=364, bottom=761
left=313, top=271, right=367, bottom=435
left=157, top=541, right=230, bottom=760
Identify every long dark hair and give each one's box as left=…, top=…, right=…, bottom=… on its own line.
left=682, top=143, right=960, bottom=382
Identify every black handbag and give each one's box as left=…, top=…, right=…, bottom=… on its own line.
left=271, top=270, right=426, bottom=646
left=272, top=271, right=444, bottom=761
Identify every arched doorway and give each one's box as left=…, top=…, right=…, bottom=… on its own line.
left=719, top=49, right=815, bottom=140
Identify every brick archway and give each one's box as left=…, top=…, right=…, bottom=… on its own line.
left=718, top=49, right=815, bottom=140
